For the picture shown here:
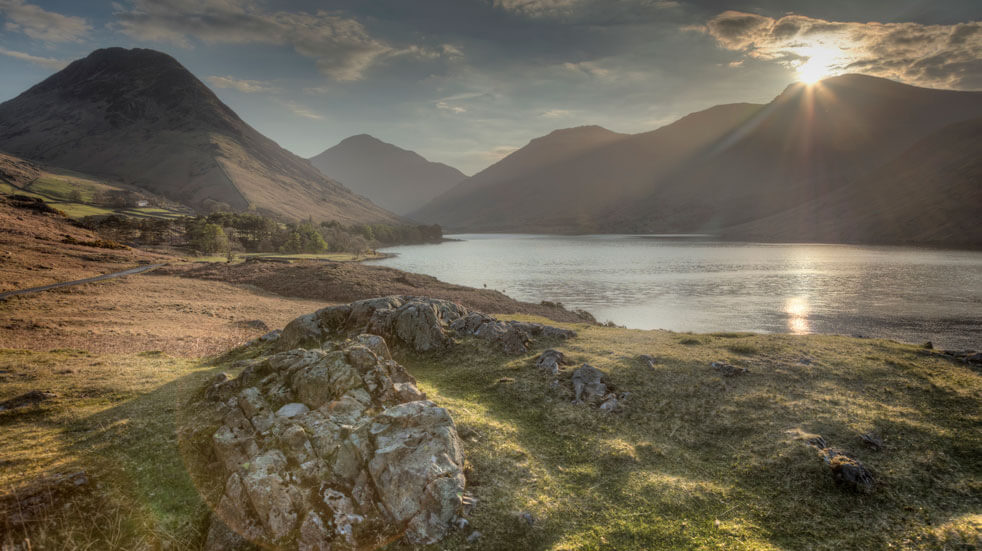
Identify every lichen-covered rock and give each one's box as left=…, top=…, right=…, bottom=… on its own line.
left=197, top=334, right=466, bottom=550
left=277, top=296, right=574, bottom=356
left=536, top=349, right=568, bottom=376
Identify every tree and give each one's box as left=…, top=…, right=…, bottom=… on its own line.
left=190, top=223, right=229, bottom=254
left=67, top=189, right=83, bottom=203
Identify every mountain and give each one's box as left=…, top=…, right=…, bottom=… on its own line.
left=723, top=116, right=982, bottom=247
left=0, top=47, right=400, bottom=224
left=309, top=134, right=465, bottom=215
left=412, top=75, right=982, bottom=246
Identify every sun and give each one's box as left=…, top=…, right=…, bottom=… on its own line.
left=795, top=47, right=839, bottom=84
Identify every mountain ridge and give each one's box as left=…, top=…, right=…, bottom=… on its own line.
left=412, top=74, right=982, bottom=247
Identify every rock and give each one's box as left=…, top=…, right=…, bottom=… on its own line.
left=277, top=296, right=574, bottom=356
left=712, top=361, right=748, bottom=377
left=275, top=402, right=309, bottom=419
left=638, top=354, right=658, bottom=368
left=517, top=511, right=535, bottom=526
left=571, top=364, right=609, bottom=405
left=0, top=390, right=57, bottom=412
left=535, top=349, right=568, bottom=375
left=805, top=436, right=875, bottom=493
left=859, top=432, right=884, bottom=451
left=922, top=341, right=933, bottom=349
left=467, top=531, right=483, bottom=543
left=195, top=335, right=466, bottom=550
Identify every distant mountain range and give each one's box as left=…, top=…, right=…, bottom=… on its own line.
left=0, top=48, right=400, bottom=225
left=412, top=75, right=982, bottom=247
left=309, top=134, right=465, bottom=215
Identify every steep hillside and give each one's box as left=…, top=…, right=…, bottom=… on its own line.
left=309, top=134, right=465, bottom=215
left=724, top=116, right=982, bottom=247
left=0, top=48, right=400, bottom=224
left=413, top=75, right=982, bottom=246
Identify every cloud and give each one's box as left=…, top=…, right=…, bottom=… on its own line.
left=539, top=108, right=571, bottom=118
left=0, top=46, right=67, bottom=69
left=0, top=0, right=90, bottom=43
left=702, top=10, right=982, bottom=89
left=494, top=0, right=679, bottom=20
left=206, top=75, right=274, bottom=93
left=277, top=100, right=323, bottom=120
left=113, top=0, right=447, bottom=81
left=436, top=101, right=467, bottom=113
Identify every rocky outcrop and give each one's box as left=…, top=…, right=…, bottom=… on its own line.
left=198, top=334, right=466, bottom=549
left=276, top=296, right=575, bottom=355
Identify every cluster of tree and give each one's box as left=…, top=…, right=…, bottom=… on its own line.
left=78, top=214, right=179, bottom=245
left=79, top=210, right=443, bottom=255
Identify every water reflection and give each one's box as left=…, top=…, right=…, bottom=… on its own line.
left=784, top=296, right=811, bottom=334
left=368, top=235, right=982, bottom=349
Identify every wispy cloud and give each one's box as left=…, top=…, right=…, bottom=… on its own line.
left=0, top=46, right=66, bottom=69
left=0, top=0, right=90, bottom=43
left=206, top=75, right=274, bottom=93
left=436, top=100, right=467, bottom=113
left=278, top=100, right=323, bottom=120
left=112, top=0, right=454, bottom=81
left=539, top=108, right=571, bottom=118
left=701, top=11, right=982, bottom=89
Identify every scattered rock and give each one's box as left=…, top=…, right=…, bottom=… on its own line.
left=276, top=296, right=574, bottom=356
left=0, top=390, right=57, bottom=412
left=196, top=334, right=466, bottom=549
left=859, top=432, right=884, bottom=451
left=712, top=361, right=748, bottom=377
left=638, top=354, right=658, bottom=368
left=805, top=436, right=875, bottom=493
left=536, top=349, right=568, bottom=375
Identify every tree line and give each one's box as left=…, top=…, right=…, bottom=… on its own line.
left=79, top=211, right=443, bottom=255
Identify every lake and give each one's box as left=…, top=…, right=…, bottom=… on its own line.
left=367, top=234, right=982, bottom=350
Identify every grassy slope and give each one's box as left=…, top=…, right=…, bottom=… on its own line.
left=1, top=323, right=979, bottom=550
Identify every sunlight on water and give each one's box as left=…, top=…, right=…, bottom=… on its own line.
left=368, top=235, right=982, bottom=349
left=784, top=296, right=811, bottom=334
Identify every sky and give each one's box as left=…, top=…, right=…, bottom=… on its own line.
left=0, top=1, right=980, bottom=175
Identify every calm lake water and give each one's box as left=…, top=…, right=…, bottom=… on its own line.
left=367, top=235, right=982, bottom=350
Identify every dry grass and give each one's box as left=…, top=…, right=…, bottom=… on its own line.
left=0, top=274, right=328, bottom=357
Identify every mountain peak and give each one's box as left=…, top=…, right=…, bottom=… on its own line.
left=309, top=136, right=465, bottom=215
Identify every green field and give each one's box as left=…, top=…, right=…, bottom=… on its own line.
left=2, top=170, right=190, bottom=220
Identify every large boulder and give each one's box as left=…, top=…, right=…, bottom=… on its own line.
left=276, top=296, right=575, bottom=355
left=198, top=335, right=466, bottom=549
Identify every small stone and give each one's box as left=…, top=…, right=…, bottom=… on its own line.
left=712, top=361, right=748, bottom=377
left=275, top=403, right=310, bottom=419
left=859, top=432, right=884, bottom=451
left=466, top=531, right=482, bottom=543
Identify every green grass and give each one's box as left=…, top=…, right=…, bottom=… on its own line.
left=2, top=326, right=980, bottom=550
left=26, top=175, right=113, bottom=203
left=49, top=202, right=117, bottom=218
left=0, top=349, right=216, bottom=549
